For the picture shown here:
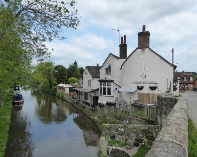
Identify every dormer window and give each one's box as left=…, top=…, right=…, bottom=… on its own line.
left=177, top=76, right=180, bottom=80
left=105, top=64, right=111, bottom=75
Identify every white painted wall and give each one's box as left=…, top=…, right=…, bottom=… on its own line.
left=99, top=54, right=125, bottom=103
left=82, top=67, right=100, bottom=106
left=83, top=67, right=100, bottom=89
left=121, top=48, right=174, bottom=104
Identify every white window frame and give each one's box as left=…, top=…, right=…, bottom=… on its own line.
left=104, top=64, right=111, bottom=75
left=87, top=80, right=91, bottom=87
left=99, top=82, right=112, bottom=96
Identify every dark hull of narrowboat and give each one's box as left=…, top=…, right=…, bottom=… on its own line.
left=12, top=100, right=24, bottom=106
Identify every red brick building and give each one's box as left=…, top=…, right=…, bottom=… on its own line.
left=174, top=71, right=197, bottom=91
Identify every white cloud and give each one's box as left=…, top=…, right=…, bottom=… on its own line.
left=47, top=33, right=115, bottom=68
left=45, top=0, right=197, bottom=72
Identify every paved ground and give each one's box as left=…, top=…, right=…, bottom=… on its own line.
left=181, top=91, right=197, bottom=127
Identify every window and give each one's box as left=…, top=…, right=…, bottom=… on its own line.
left=190, top=76, right=193, bottom=81
left=177, top=76, right=180, bottom=80
left=99, top=82, right=112, bottom=96
left=87, top=80, right=91, bottom=87
left=104, top=64, right=111, bottom=75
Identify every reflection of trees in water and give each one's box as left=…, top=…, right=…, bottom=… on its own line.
left=31, top=90, right=67, bottom=124
left=31, top=89, right=100, bottom=146
left=5, top=110, right=33, bottom=157
left=73, top=113, right=100, bottom=146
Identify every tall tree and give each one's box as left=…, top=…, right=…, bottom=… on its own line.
left=78, top=67, right=84, bottom=79
left=32, top=62, right=55, bottom=90
left=67, top=62, right=80, bottom=80
left=53, top=65, right=67, bottom=84
left=0, top=0, right=80, bottom=100
left=0, top=0, right=80, bottom=60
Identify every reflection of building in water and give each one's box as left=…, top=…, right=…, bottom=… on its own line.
left=61, top=105, right=70, bottom=116
left=83, top=130, right=99, bottom=146
left=73, top=113, right=100, bottom=146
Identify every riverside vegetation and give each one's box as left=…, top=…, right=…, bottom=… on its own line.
left=0, top=92, right=13, bottom=157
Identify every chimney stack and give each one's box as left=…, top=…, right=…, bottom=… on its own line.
left=119, top=35, right=127, bottom=59
left=138, top=25, right=150, bottom=49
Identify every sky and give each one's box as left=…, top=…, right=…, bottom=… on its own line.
left=46, top=0, right=197, bottom=72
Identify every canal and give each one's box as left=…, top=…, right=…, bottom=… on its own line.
left=5, top=89, right=100, bottom=157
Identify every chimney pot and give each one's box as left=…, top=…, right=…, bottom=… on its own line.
left=142, top=25, right=146, bottom=32
left=119, top=35, right=127, bottom=59
left=124, top=35, right=126, bottom=44
left=121, top=37, right=123, bottom=44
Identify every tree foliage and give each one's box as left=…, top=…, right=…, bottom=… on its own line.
left=53, top=65, right=67, bottom=84
left=0, top=0, right=80, bottom=60
left=78, top=67, right=84, bottom=79
left=67, top=61, right=80, bottom=80
left=32, top=62, right=55, bottom=90
left=68, top=77, right=79, bottom=84
left=0, top=0, right=80, bottom=100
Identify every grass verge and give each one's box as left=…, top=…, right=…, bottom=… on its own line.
left=105, top=136, right=127, bottom=147
left=0, top=101, right=12, bottom=157
left=132, top=145, right=151, bottom=157
left=189, top=118, right=197, bottom=157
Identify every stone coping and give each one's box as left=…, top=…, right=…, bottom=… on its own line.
left=146, top=98, right=188, bottom=157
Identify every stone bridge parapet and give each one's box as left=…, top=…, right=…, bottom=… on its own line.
left=146, top=97, right=188, bottom=157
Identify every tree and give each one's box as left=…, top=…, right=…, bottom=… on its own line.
left=53, top=65, right=67, bottom=84
left=67, top=61, right=80, bottom=80
left=78, top=67, right=84, bottom=79
left=0, top=0, right=80, bottom=101
left=0, top=0, right=80, bottom=60
left=68, top=77, right=79, bottom=84
left=32, top=62, right=55, bottom=90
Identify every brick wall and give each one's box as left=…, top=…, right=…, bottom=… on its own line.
left=138, top=31, right=150, bottom=49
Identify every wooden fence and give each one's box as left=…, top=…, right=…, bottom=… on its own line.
left=80, top=102, right=157, bottom=122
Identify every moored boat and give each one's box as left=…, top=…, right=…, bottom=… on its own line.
left=12, top=86, right=24, bottom=106
left=12, top=94, right=24, bottom=106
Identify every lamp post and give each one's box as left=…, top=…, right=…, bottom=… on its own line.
left=112, top=28, right=120, bottom=44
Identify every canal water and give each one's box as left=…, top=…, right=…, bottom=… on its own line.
left=5, top=89, right=100, bottom=157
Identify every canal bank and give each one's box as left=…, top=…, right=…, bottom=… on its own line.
left=0, top=100, right=12, bottom=157
left=55, top=93, right=154, bottom=157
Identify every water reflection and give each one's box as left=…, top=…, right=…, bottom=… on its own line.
left=73, top=113, right=100, bottom=146
left=12, top=105, right=23, bottom=111
left=31, top=90, right=67, bottom=124
left=5, top=109, right=33, bottom=157
left=5, top=90, right=100, bottom=157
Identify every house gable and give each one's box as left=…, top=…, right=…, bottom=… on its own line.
left=100, top=53, right=119, bottom=69
left=120, top=48, right=176, bottom=70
